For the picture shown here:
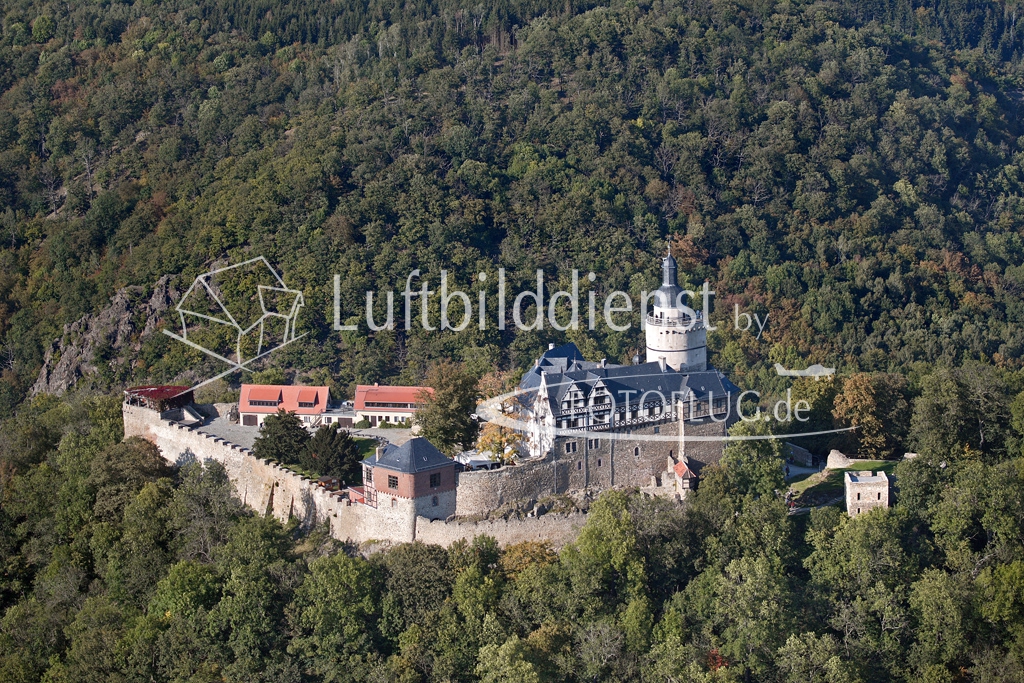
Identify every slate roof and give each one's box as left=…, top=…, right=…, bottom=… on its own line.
left=519, top=342, right=605, bottom=391
left=516, top=342, right=740, bottom=418
left=362, top=437, right=453, bottom=473
left=653, top=253, right=684, bottom=308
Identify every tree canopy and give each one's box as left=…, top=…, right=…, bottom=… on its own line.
left=0, top=390, right=1023, bottom=680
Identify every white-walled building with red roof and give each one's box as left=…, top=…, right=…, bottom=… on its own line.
left=239, top=384, right=330, bottom=428
left=354, top=383, right=432, bottom=427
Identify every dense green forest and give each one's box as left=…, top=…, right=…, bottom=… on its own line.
left=2, top=0, right=1024, bottom=411
left=4, top=0, right=1024, bottom=680
left=1, top=393, right=1024, bottom=682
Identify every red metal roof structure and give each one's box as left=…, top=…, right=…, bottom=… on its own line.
left=126, top=385, right=190, bottom=401
left=239, top=384, right=329, bottom=415
left=125, top=385, right=194, bottom=411
left=354, top=384, right=432, bottom=413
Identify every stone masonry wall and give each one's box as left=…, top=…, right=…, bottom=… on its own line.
left=453, top=416, right=729, bottom=516
left=845, top=471, right=890, bottom=517
left=455, top=458, right=561, bottom=517
left=124, top=404, right=585, bottom=547
left=124, top=403, right=365, bottom=534
left=415, top=512, right=587, bottom=548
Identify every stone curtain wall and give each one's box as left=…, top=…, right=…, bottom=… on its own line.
left=453, top=416, right=730, bottom=517
left=416, top=512, right=587, bottom=548
left=123, top=404, right=585, bottom=547
left=123, top=403, right=355, bottom=528
left=454, top=458, right=562, bottom=517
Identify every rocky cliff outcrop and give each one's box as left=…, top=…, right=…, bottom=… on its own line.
left=31, top=276, right=179, bottom=396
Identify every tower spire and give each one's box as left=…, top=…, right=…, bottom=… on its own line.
left=662, top=249, right=678, bottom=287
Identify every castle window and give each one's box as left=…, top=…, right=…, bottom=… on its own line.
left=388, top=475, right=398, bottom=489
left=877, top=492, right=881, bottom=500
left=565, top=441, right=578, bottom=454
left=577, top=461, right=582, bottom=470
left=669, top=450, right=673, bottom=459
left=587, top=438, right=600, bottom=449
left=857, top=492, right=861, bottom=500
left=654, top=427, right=660, bottom=434
left=430, top=473, right=441, bottom=488
left=597, top=458, right=602, bottom=467
left=392, top=498, right=397, bottom=507
left=634, top=447, right=640, bottom=457
left=432, top=496, right=439, bottom=506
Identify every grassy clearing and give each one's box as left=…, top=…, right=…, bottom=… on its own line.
left=789, top=461, right=899, bottom=505
left=355, top=437, right=378, bottom=459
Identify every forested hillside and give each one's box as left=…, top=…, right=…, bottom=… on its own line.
left=1, top=0, right=1024, bottom=413
left=1, top=394, right=1024, bottom=682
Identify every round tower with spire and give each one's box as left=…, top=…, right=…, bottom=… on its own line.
left=645, top=249, right=707, bottom=372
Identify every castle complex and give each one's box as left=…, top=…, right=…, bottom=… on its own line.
left=517, top=252, right=739, bottom=489
left=123, top=253, right=740, bottom=546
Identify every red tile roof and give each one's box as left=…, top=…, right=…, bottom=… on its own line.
left=674, top=460, right=696, bottom=479
left=248, top=386, right=282, bottom=402
left=239, top=384, right=329, bottom=415
left=354, top=384, right=432, bottom=412
left=296, top=388, right=319, bottom=404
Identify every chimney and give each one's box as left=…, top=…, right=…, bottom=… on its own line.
left=549, top=343, right=555, bottom=350
left=658, top=357, right=667, bottom=372
left=600, top=358, right=606, bottom=368
left=375, top=446, right=383, bottom=457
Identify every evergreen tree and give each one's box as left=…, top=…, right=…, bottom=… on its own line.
left=298, top=424, right=362, bottom=482
left=252, top=410, right=309, bottom=465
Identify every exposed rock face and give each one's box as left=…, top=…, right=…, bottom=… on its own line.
left=31, top=275, right=179, bottom=396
